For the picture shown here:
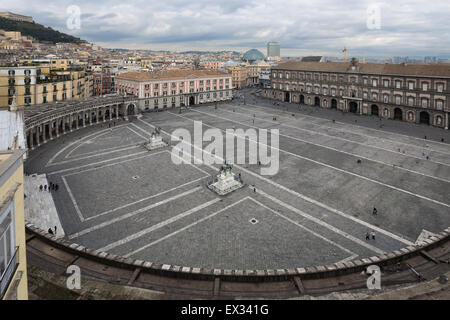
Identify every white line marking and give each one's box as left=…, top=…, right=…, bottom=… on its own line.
left=98, top=198, right=221, bottom=252
left=63, top=150, right=167, bottom=177
left=338, top=254, right=359, bottom=263
left=242, top=102, right=450, bottom=156
left=48, top=145, right=143, bottom=167
left=84, top=175, right=209, bottom=222
left=246, top=197, right=360, bottom=256
left=46, top=124, right=128, bottom=166
left=68, top=186, right=203, bottom=240
left=62, top=176, right=85, bottom=222
left=127, top=125, right=150, bottom=140
left=138, top=117, right=415, bottom=245
left=124, top=197, right=250, bottom=258
left=219, top=107, right=450, bottom=180
left=62, top=150, right=209, bottom=222
left=64, top=142, right=144, bottom=160
left=188, top=109, right=450, bottom=208
left=46, top=151, right=149, bottom=176
left=65, top=130, right=111, bottom=159
left=252, top=189, right=386, bottom=254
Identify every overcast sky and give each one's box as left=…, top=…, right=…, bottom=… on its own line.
left=1, top=0, right=449, bottom=57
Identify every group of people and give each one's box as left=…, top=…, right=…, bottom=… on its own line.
left=39, top=182, right=59, bottom=192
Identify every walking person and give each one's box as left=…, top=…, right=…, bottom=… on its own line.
left=370, top=231, right=376, bottom=240
left=44, top=185, right=47, bottom=191
left=372, top=207, right=378, bottom=215
left=365, top=232, right=370, bottom=241
left=54, top=226, right=57, bottom=235
left=48, top=228, right=54, bottom=235
left=55, top=183, right=59, bottom=191
left=39, top=185, right=43, bottom=192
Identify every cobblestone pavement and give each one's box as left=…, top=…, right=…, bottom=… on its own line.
left=25, top=99, right=450, bottom=270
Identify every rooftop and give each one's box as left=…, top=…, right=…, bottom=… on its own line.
left=274, top=61, right=450, bottom=77
left=116, top=69, right=230, bottom=81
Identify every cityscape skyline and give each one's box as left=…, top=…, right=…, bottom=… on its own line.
left=1, top=0, right=450, bottom=57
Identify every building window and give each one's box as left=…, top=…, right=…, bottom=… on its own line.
left=372, top=92, right=378, bottom=101
left=395, top=96, right=401, bottom=105
left=384, top=80, right=389, bottom=87
left=436, top=100, right=443, bottom=110
left=323, top=88, right=327, bottom=95
left=315, top=87, right=319, bottom=94
left=422, top=82, right=428, bottom=91
left=437, top=83, right=444, bottom=93
left=408, top=82, right=414, bottom=90
left=372, top=79, right=377, bottom=87
left=0, top=204, right=15, bottom=284
left=363, top=78, right=368, bottom=85
left=395, top=80, right=401, bottom=89
left=331, top=88, right=336, bottom=96
left=408, top=97, right=414, bottom=106
left=8, top=70, right=15, bottom=76
left=363, top=92, right=368, bottom=100
left=408, top=112, right=414, bottom=121
left=421, top=98, right=428, bottom=108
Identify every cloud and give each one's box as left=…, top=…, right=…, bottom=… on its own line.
left=1, top=0, right=449, bottom=56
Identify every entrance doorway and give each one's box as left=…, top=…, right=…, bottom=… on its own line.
left=371, top=105, right=379, bottom=116
left=419, top=111, right=430, bottom=125
left=285, top=92, right=290, bottom=102
left=331, top=99, right=337, bottom=109
left=127, top=104, right=135, bottom=116
left=300, top=95, right=305, bottom=104
left=394, top=108, right=403, bottom=120
left=314, top=97, right=320, bottom=107
left=349, top=101, right=358, bottom=113
left=189, top=96, right=195, bottom=106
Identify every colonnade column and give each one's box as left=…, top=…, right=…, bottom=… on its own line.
left=28, top=130, right=33, bottom=149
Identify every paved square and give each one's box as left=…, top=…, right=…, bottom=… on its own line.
left=25, top=98, right=450, bottom=270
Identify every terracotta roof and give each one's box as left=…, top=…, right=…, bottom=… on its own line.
left=116, top=69, right=230, bottom=82
left=274, top=61, right=450, bottom=78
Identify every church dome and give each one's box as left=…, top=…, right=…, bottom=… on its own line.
left=242, top=49, right=265, bottom=62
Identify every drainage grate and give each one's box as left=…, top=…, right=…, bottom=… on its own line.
left=249, top=218, right=259, bottom=225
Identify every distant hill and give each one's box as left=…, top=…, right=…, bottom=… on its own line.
left=0, top=17, right=85, bottom=44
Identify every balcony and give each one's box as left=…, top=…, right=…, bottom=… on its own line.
left=0, top=247, right=19, bottom=299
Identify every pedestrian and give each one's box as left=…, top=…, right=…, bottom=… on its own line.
left=365, top=232, right=370, bottom=241
left=44, top=185, right=47, bottom=191
left=357, top=159, right=362, bottom=164
left=54, top=226, right=57, bottom=235
left=370, top=231, right=376, bottom=240
left=39, top=185, right=43, bottom=191
left=424, top=135, right=427, bottom=140
left=254, top=188, right=256, bottom=193
left=48, top=228, right=54, bottom=235
left=426, top=156, right=430, bottom=160
left=373, top=207, right=378, bottom=215
left=55, top=183, right=59, bottom=191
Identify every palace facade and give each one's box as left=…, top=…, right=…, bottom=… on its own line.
left=115, top=69, right=233, bottom=110
left=263, top=61, right=450, bottom=129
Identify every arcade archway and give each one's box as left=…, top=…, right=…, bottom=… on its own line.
left=394, top=108, right=403, bottom=120
left=419, top=111, right=430, bottom=125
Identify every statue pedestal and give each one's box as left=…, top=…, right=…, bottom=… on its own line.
left=208, top=171, right=243, bottom=196
left=145, top=135, right=168, bottom=150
